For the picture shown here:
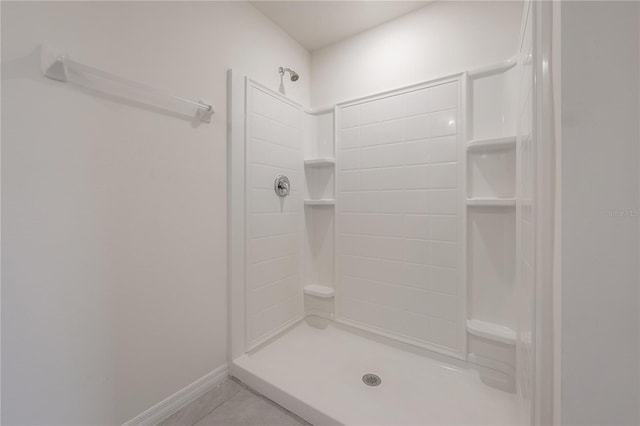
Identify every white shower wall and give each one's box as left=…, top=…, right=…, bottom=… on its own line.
left=336, top=79, right=464, bottom=354
left=245, top=83, right=304, bottom=348
left=231, top=50, right=530, bottom=426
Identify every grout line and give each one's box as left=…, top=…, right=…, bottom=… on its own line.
left=338, top=212, right=456, bottom=217
left=250, top=163, right=301, bottom=173
left=339, top=162, right=457, bottom=172
left=252, top=109, right=300, bottom=131
left=340, top=107, right=457, bottom=130
left=341, top=272, right=458, bottom=298
left=340, top=187, right=457, bottom=193
left=338, top=253, right=457, bottom=270
left=339, top=231, right=457, bottom=244
left=250, top=273, right=296, bottom=292
left=340, top=295, right=458, bottom=325
left=250, top=212, right=301, bottom=216
left=339, top=210, right=457, bottom=215
left=250, top=253, right=298, bottom=267
left=250, top=231, right=297, bottom=241
left=249, top=293, right=301, bottom=326
left=340, top=134, right=457, bottom=151
left=341, top=161, right=458, bottom=169
left=250, top=162, right=299, bottom=172
left=251, top=135, right=299, bottom=152
left=250, top=286, right=300, bottom=314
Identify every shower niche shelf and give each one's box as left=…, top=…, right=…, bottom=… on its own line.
left=303, top=284, right=335, bottom=298
left=467, top=136, right=516, bottom=152
left=304, top=199, right=335, bottom=206
left=467, top=198, right=516, bottom=207
left=466, top=319, right=516, bottom=345
left=304, top=158, right=335, bottom=167
left=469, top=60, right=517, bottom=141
left=467, top=143, right=515, bottom=200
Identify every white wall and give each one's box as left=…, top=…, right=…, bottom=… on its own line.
left=1, top=2, right=309, bottom=424
left=310, top=1, right=523, bottom=107
left=560, top=2, right=640, bottom=424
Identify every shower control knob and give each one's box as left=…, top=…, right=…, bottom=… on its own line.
left=274, top=175, right=290, bottom=197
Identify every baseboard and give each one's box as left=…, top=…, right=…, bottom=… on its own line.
left=122, top=363, right=229, bottom=426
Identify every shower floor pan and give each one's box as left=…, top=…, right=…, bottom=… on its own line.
left=231, top=317, right=518, bottom=425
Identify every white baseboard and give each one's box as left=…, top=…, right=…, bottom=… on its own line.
left=122, top=363, right=229, bottom=426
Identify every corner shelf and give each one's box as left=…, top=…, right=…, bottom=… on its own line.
left=304, top=199, right=335, bottom=206
left=466, top=319, right=516, bottom=345
left=304, top=158, right=335, bottom=167
left=467, top=136, right=516, bottom=152
left=466, top=198, right=515, bottom=207
left=303, top=284, right=335, bottom=299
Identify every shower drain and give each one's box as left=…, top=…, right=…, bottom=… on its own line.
left=362, top=373, right=382, bottom=386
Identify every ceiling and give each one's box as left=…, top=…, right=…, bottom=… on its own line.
left=250, top=1, right=432, bottom=51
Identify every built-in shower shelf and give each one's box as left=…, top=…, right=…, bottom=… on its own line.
left=467, top=136, right=516, bottom=151
left=304, top=199, right=335, bottom=206
left=304, top=158, right=335, bottom=167
left=467, top=198, right=516, bottom=207
left=303, top=285, right=335, bottom=298
left=466, top=319, right=516, bottom=345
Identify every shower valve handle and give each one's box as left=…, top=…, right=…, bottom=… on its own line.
left=274, top=175, right=290, bottom=197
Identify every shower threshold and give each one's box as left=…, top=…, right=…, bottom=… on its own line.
left=231, top=316, right=518, bottom=425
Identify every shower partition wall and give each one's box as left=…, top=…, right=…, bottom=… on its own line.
left=244, top=81, right=305, bottom=349
left=228, top=75, right=306, bottom=357
left=335, top=77, right=466, bottom=358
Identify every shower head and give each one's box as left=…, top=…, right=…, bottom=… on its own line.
left=279, top=67, right=299, bottom=82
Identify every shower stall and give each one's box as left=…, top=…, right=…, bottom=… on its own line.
left=227, top=2, right=552, bottom=424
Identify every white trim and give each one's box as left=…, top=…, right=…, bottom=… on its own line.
left=533, top=1, right=556, bottom=424
left=336, top=72, right=465, bottom=108
left=304, top=106, right=334, bottom=115
left=304, top=309, right=334, bottom=320
left=122, top=364, right=228, bottom=426
left=249, top=78, right=303, bottom=110
left=515, top=2, right=532, bottom=423
left=551, top=2, right=562, bottom=424
left=335, top=317, right=465, bottom=361
left=458, top=73, right=469, bottom=360
left=228, top=69, right=248, bottom=361
left=467, top=56, right=518, bottom=79
left=246, top=315, right=302, bottom=353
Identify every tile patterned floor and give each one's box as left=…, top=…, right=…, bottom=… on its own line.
left=158, top=378, right=309, bottom=426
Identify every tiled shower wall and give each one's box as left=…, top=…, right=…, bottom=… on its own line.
left=336, top=81, right=462, bottom=353
left=245, top=84, right=304, bottom=348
